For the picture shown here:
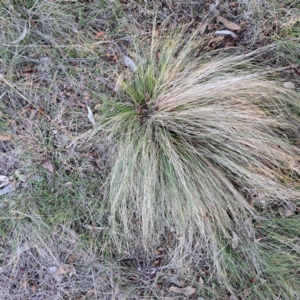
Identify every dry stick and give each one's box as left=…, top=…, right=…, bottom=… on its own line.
left=0, top=74, right=76, bottom=141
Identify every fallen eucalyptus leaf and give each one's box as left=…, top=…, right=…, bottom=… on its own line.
left=217, top=16, right=241, bottom=30
left=215, top=30, right=237, bottom=38
left=49, top=264, right=74, bottom=278
left=231, top=231, right=239, bottom=249
left=279, top=201, right=297, bottom=217
left=0, top=135, right=13, bottom=141
left=0, top=184, right=15, bottom=196
left=40, top=159, right=54, bottom=173
left=87, top=106, right=96, bottom=125
left=0, top=175, right=9, bottom=183
left=66, top=254, right=78, bottom=264
left=83, top=224, right=104, bottom=232
left=283, top=82, right=295, bottom=90
left=169, top=285, right=196, bottom=296
left=168, top=277, right=185, bottom=287
left=123, top=56, right=137, bottom=72
left=114, top=74, right=123, bottom=92
left=199, top=23, right=208, bottom=35
left=198, top=276, right=204, bottom=290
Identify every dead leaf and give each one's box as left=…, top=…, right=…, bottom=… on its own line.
left=243, top=288, right=250, bottom=297
left=231, top=231, right=239, bottom=249
left=94, top=31, right=105, bottom=38
left=152, top=260, right=160, bottom=268
left=66, top=254, right=78, bottom=264
left=168, top=277, right=185, bottom=287
left=94, top=103, right=102, bottom=111
left=87, top=106, right=96, bottom=125
left=278, top=201, right=297, bottom=217
left=113, top=75, right=123, bottom=92
left=40, top=159, right=54, bottom=173
left=283, top=82, right=295, bottom=90
left=0, top=135, right=13, bottom=141
left=0, top=175, right=9, bottom=184
left=198, top=276, right=204, bottom=289
left=169, top=285, right=196, bottom=296
left=199, top=23, right=208, bottom=35
left=228, top=294, right=238, bottom=300
left=295, top=139, right=300, bottom=145
left=31, top=283, right=37, bottom=294
left=83, top=224, right=104, bottom=232
left=123, top=56, right=137, bottom=72
left=21, top=276, right=28, bottom=288
left=217, top=16, right=241, bottom=30
left=215, top=30, right=237, bottom=38
left=50, top=264, right=73, bottom=276
left=0, top=184, right=15, bottom=196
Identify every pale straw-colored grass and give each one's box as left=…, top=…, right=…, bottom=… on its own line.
left=86, top=31, right=300, bottom=290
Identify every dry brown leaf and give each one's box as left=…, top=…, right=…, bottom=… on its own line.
left=283, top=82, right=295, bottom=90
left=169, top=285, right=196, bottom=296
left=94, top=31, right=105, bottom=38
left=168, top=277, right=185, bottom=287
left=40, top=159, right=54, bottom=173
left=66, top=254, right=78, bottom=264
left=231, top=231, right=239, bottom=249
left=168, top=232, right=173, bottom=246
left=0, top=135, right=13, bottom=141
left=198, top=276, right=204, bottom=288
left=199, top=23, right=208, bottom=35
left=228, top=294, right=238, bottom=300
left=113, top=75, right=123, bottom=92
left=83, top=224, right=104, bottom=232
left=31, top=283, right=37, bottom=294
left=94, top=103, right=102, bottom=111
left=278, top=201, right=297, bottom=217
left=21, top=277, right=28, bottom=288
left=217, top=15, right=241, bottom=30
left=52, top=264, right=73, bottom=276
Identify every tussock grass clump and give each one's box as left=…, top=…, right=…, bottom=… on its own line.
left=86, top=31, right=300, bottom=293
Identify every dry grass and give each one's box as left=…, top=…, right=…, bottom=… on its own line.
left=0, top=0, right=300, bottom=299
left=82, top=30, right=300, bottom=298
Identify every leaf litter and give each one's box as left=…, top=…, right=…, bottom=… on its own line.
left=215, top=30, right=237, bottom=38
left=49, top=264, right=75, bottom=281
left=169, top=285, right=196, bottom=296
left=40, top=159, right=54, bottom=173
left=87, top=105, right=96, bottom=125
left=231, top=231, right=239, bottom=249
left=217, top=15, right=241, bottom=30
left=123, top=56, right=137, bottom=72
